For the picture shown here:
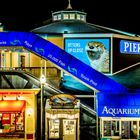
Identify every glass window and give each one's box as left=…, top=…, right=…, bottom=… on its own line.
left=63, top=14, right=69, bottom=20
left=0, top=76, right=11, bottom=89
left=70, top=14, right=75, bottom=19
left=112, top=121, right=119, bottom=136
left=58, top=14, right=61, bottom=20
left=5, top=75, right=28, bottom=88
left=103, top=121, right=111, bottom=136
left=0, top=112, right=24, bottom=138
left=53, top=15, right=57, bottom=21
left=49, top=119, right=60, bottom=138
left=77, top=14, right=81, bottom=20
left=81, top=15, right=85, bottom=21
left=103, top=120, right=119, bottom=136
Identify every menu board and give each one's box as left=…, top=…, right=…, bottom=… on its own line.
left=121, top=121, right=130, bottom=139
left=103, top=121, right=111, bottom=136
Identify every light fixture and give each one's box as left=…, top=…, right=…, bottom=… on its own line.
left=40, top=74, right=46, bottom=85
left=27, top=108, right=33, bottom=116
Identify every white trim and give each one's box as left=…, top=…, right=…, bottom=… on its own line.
left=63, top=33, right=113, bottom=38
left=110, top=36, right=113, bottom=75
left=75, top=95, right=95, bottom=98
left=112, top=34, right=140, bottom=40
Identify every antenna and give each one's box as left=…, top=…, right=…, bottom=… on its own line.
left=67, top=0, right=72, bottom=9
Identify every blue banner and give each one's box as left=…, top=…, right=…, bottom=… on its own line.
left=120, top=40, right=140, bottom=54
left=0, top=32, right=127, bottom=93
left=97, top=92, right=140, bottom=117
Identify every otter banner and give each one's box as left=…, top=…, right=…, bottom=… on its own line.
left=65, top=38, right=110, bottom=74
left=97, top=92, right=140, bottom=117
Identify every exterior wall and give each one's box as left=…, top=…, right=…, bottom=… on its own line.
left=30, top=53, right=41, bottom=67
left=112, top=35, right=140, bottom=74
left=2, top=52, right=30, bottom=68
left=24, top=94, right=37, bottom=140
left=12, top=52, right=18, bottom=67
left=47, top=36, right=64, bottom=49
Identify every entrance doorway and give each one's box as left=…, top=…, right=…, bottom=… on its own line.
left=63, top=119, right=76, bottom=140
left=48, top=119, right=77, bottom=140
left=121, top=121, right=137, bottom=139
left=100, top=118, right=139, bottom=140
left=20, top=55, right=25, bottom=68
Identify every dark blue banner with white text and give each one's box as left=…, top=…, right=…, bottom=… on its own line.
left=0, top=32, right=127, bottom=93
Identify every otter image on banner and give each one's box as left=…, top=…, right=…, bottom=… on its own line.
left=85, top=41, right=109, bottom=73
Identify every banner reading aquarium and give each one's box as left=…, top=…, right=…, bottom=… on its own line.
left=65, top=38, right=111, bottom=73
left=97, top=92, right=140, bottom=117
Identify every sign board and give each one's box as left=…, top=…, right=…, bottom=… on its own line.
left=97, top=92, right=140, bottom=117
left=65, top=38, right=110, bottom=73
left=120, top=40, right=140, bottom=54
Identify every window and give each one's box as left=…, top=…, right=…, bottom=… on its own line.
left=103, top=120, right=119, bottom=136
left=49, top=119, right=60, bottom=138
left=81, top=15, right=85, bottom=21
left=53, top=15, right=57, bottom=21
left=0, top=112, right=24, bottom=138
left=70, top=14, right=75, bottom=19
left=5, top=75, right=28, bottom=89
left=77, top=14, right=81, bottom=20
left=63, top=14, right=69, bottom=20
left=58, top=14, right=61, bottom=20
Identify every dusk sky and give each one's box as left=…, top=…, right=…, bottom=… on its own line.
left=0, top=0, right=139, bottom=35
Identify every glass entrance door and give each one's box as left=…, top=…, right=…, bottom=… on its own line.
left=63, top=119, right=76, bottom=140
left=121, top=121, right=138, bottom=139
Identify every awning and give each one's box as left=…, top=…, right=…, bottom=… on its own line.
left=0, top=100, right=26, bottom=112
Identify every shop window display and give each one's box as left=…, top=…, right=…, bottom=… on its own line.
left=103, top=120, right=119, bottom=137
left=49, top=119, right=60, bottom=138
left=0, top=112, right=24, bottom=138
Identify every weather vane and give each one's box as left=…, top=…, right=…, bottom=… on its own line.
left=67, top=0, right=72, bottom=9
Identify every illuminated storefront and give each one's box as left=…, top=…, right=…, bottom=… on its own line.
left=45, top=94, right=80, bottom=140
left=1, top=1, right=140, bottom=140
left=97, top=92, right=140, bottom=139
left=0, top=89, right=39, bottom=140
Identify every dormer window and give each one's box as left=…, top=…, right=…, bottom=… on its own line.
left=70, top=14, right=75, bottom=19
left=58, top=14, right=61, bottom=20
left=52, top=11, right=86, bottom=22
left=63, top=14, right=69, bottom=20
left=81, top=15, right=85, bottom=21
left=53, top=15, right=58, bottom=21
left=77, top=14, right=81, bottom=20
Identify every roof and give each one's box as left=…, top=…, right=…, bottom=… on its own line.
left=32, top=20, right=106, bottom=34
left=31, top=20, right=134, bottom=36
left=109, top=64, right=140, bottom=90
